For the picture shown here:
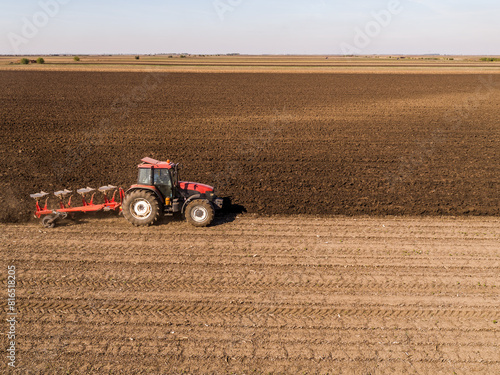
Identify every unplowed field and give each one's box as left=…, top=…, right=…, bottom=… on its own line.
left=1, top=216, right=499, bottom=373
left=0, top=71, right=499, bottom=222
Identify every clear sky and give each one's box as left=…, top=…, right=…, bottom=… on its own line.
left=1, top=0, right=498, bottom=55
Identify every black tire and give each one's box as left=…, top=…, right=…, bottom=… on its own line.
left=122, top=190, right=160, bottom=226
left=41, top=215, right=56, bottom=228
left=185, top=199, right=215, bottom=227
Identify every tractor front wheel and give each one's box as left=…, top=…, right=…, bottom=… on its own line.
left=185, top=199, right=215, bottom=227
left=122, top=190, right=160, bottom=226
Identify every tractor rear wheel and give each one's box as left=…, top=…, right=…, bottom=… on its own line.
left=185, top=199, right=214, bottom=227
left=122, top=190, right=160, bottom=226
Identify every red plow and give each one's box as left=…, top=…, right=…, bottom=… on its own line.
left=31, top=185, right=124, bottom=228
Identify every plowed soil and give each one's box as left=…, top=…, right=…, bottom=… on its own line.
left=0, top=71, right=499, bottom=222
left=2, top=216, right=499, bottom=373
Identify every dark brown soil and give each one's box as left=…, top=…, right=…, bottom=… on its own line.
left=0, top=71, right=498, bottom=222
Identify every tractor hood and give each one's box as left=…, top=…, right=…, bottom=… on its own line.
left=178, top=181, right=214, bottom=195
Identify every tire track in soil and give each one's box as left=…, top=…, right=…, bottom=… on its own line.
left=17, top=300, right=500, bottom=320
left=14, top=277, right=500, bottom=298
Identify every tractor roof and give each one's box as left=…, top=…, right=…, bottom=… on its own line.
left=138, top=157, right=175, bottom=169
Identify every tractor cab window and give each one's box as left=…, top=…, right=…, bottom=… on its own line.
left=154, top=169, right=171, bottom=186
left=138, top=168, right=152, bottom=185
left=154, top=169, right=172, bottom=198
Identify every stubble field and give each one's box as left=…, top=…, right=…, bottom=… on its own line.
left=2, top=215, right=499, bottom=373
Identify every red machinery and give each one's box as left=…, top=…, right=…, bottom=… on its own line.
left=31, top=185, right=124, bottom=228
left=31, top=157, right=223, bottom=228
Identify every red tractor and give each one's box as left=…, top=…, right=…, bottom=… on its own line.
left=122, top=157, right=223, bottom=227
left=30, top=157, right=223, bottom=228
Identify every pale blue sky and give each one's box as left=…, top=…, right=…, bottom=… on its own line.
left=1, top=0, right=498, bottom=55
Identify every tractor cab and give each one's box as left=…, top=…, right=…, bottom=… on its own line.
left=122, top=157, right=223, bottom=227
left=136, top=157, right=178, bottom=201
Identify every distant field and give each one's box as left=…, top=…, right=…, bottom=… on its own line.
left=1, top=55, right=500, bottom=73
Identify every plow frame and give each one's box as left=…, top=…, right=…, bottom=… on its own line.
left=32, top=187, right=125, bottom=226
